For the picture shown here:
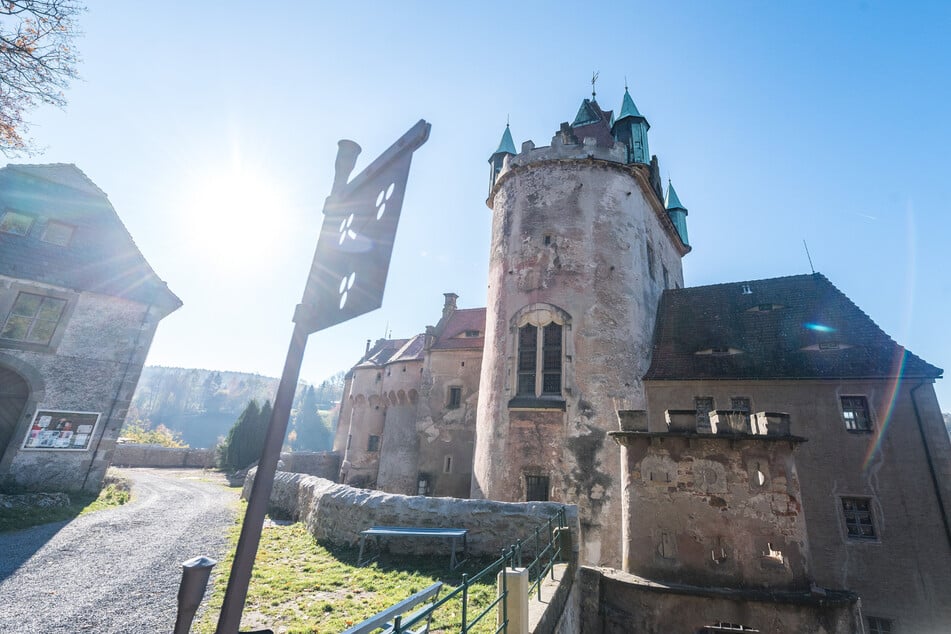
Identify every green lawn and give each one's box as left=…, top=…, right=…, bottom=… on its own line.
left=0, top=479, right=131, bottom=533
left=194, top=513, right=499, bottom=634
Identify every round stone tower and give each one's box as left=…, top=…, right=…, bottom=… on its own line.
left=472, top=90, right=691, bottom=566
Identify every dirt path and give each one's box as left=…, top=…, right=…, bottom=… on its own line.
left=0, top=468, right=239, bottom=633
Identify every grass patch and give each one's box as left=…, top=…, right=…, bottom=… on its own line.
left=0, top=470, right=132, bottom=533
left=194, top=506, right=498, bottom=633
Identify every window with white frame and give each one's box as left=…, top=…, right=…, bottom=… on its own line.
left=1, top=292, right=67, bottom=345
left=841, top=396, right=872, bottom=432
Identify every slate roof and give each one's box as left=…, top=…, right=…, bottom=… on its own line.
left=645, top=273, right=942, bottom=381
left=570, top=99, right=616, bottom=148
left=0, top=164, right=181, bottom=312
left=432, top=307, right=486, bottom=351
left=356, top=338, right=411, bottom=367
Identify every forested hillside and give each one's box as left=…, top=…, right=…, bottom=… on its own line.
left=129, top=366, right=345, bottom=449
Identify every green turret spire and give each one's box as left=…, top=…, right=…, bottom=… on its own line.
left=494, top=124, right=517, bottom=156
left=665, top=181, right=690, bottom=246
left=611, top=86, right=651, bottom=164
left=489, top=123, right=517, bottom=193
left=618, top=88, right=643, bottom=120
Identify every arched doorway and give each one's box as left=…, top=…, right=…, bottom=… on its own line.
left=0, top=366, right=29, bottom=459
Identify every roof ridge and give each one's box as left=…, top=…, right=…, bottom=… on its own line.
left=4, top=163, right=109, bottom=197
left=677, top=272, right=824, bottom=293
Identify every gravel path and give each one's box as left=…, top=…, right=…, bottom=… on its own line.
left=0, top=468, right=239, bottom=633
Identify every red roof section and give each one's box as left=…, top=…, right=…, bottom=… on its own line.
left=432, top=307, right=486, bottom=351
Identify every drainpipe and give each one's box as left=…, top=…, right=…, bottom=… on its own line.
left=910, top=381, right=951, bottom=550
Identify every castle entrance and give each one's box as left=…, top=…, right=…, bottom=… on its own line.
left=0, top=366, right=29, bottom=460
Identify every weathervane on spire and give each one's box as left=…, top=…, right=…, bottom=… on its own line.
left=591, top=71, right=599, bottom=101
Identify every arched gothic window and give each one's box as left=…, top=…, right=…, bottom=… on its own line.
left=513, top=305, right=569, bottom=398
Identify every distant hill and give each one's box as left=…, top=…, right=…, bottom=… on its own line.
left=129, top=366, right=345, bottom=448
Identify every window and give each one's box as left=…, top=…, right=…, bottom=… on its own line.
left=0, top=210, right=34, bottom=236
left=447, top=386, right=462, bottom=409
left=866, top=617, right=893, bottom=634
left=730, top=397, right=750, bottom=412
left=841, top=396, right=871, bottom=432
left=1, top=292, right=67, bottom=345
left=525, top=475, right=549, bottom=501
left=518, top=323, right=563, bottom=396
left=443, top=455, right=452, bottom=473
left=695, top=397, right=714, bottom=428
left=663, top=265, right=669, bottom=289
left=367, top=435, right=380, bottom=452
left=841, top=497, right=876, bottom=540
left=646, top=242, right=656, bottom=280
left=464, top=329, right=480, bottom=337
left=40, top=221, right=75, bottom=246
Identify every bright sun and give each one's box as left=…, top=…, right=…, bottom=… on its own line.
left=182, top=161, right=289, bottom=270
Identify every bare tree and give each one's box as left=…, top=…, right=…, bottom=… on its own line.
left=0, top=0, right=82, bottom=155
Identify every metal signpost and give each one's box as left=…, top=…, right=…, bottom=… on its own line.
left=212, top=120, right=431, bottom=634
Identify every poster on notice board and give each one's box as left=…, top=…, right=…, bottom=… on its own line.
left=22, top=410, right=101, bottom=451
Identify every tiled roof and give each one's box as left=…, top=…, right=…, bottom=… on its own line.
left=390, top=333, right=426, bottom=362
left=356, top=338, right=411, bottom=367
left=432, top=307, right=486, bottom=350
left=0, top=164, right=181, bottom=311
left=645, top=273, right=942, bottom=381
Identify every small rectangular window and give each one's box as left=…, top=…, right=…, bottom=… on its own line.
left=0, top=210, right=34, bottom=236
left=841, top=396, right=872, bottom=432
left=367, top=435, right=380, bottom=452
left=646, top=243, right=656, bottom=280
left=40, top=221, right=75, bottom=246
left=464, top=329, right=480, bottom=337
left=525, top=475, right=550, bottom=502
left=663, top=266, right=669, bottom=289
left=695, top=397, right=714, bottom=428
left=448, top=386, right=462, bottom=409
left=841, top=497, right=876, bottom=540
left=1, top=292, right=67, bottom=345
left=730, top=397, right=750, bottom=412
left=443, top=455, right=452, bottom=474
left=866, top=616, right=893, bottom=634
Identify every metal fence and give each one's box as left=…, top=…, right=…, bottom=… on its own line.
left=387, top=506, right=570, bottom=634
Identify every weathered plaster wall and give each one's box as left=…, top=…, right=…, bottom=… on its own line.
left=474, top=146, right=685, bottom=567
left=578, top=566, right=861, bottom=634
left=616, top=432, right=810, bottom=590
left=244, top=469, right=579, bottom=559
left=645, top=378, right=951, bottom=632
left=416, top=347, right=481, bottom=498
left=0, top=282, right=160, bottom=492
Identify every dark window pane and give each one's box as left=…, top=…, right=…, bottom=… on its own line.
left=842, top=497, right=876, bottom=539
left=841, top=396, right=871, bottom=431
left=542, top=373, right=561, bottom=394
left=517, top=373, right=535, bottom=395
left=526, top=475, right=549, bottom=501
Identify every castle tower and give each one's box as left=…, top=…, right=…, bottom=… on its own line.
left=472, top=89, right=691, bottom=566
left=665, top=181, right=690, bottom=246
left=611, top=87, right=651, bottom=164
left=488, top=123, right=517, bottom=191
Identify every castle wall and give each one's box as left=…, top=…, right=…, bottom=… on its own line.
left=474, top=149, right=685, bottom=567
left=645, top=378, right=951, bottom=633
left=247, top=468, right=579, bottom=559
left=415, top=347, right=481, bottom=498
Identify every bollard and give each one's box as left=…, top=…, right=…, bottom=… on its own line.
left=174, top=555, right=217, bottom=634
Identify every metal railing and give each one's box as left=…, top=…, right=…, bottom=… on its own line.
left=384, top=506, right=569, bottom=634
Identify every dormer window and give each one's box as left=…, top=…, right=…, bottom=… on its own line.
left=800, top=342, right=852, bottom=352
left=41, top=221, right=75, bottom=246
left=0, top=210, right=34, bottom=236
left=464, top=329, right=480, bottom=337
left=747, top=303, right=784, bottom=313
left=695, top=346, right=743, bottom=356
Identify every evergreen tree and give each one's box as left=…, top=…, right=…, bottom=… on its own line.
left=219, top=399, right=273, bottom=470
left=293, top=386, right=333, bottom=451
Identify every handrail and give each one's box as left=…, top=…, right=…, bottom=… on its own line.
left=371, top=506, right=569, bottom=633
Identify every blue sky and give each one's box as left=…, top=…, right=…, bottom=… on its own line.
left=24, top=1, right=951, bottom=410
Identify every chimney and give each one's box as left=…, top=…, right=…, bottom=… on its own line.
left=365, top=339, right=371, bottom=355
left=442, top=293, right=459, bottom=321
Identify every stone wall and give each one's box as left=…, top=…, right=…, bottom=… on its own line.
left=278, top=451, right=340, bottom=480
left=244, top=469, right=578, bottom=558
left=577, top=566, right=861, bottom=634
left=112, top=443, right=215, bottom=468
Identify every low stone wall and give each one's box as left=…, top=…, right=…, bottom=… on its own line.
left=278, top=451, right=340, bottom=481
left=112, top=444, right=215, bottom=468
left=244, top=469, right=579, bottom=558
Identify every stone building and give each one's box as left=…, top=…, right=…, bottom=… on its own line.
left=333, top=89, right=950, bottom=632
left=0, top=164, right=180, bottom=492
